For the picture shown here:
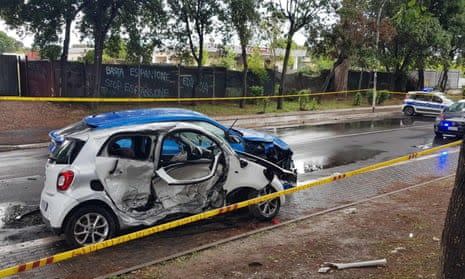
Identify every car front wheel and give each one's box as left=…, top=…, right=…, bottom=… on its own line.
left=64, top=205, right=117, bottom=247
left=403, top=106, right=415, bottom=116
left=248, top=186, right=281, bottom=221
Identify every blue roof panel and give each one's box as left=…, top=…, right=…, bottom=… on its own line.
left=84, top=108, right=219, bottom=129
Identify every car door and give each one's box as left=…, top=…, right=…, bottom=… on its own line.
left=415, top=94, right=433, bottom=113
left=95, top=133, right=156, bottom=213
left=152, top=128, right=228, bottom=211
left=432, top=95, right=446, bottom=114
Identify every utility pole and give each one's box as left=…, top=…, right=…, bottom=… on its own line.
left=372, top=0, right=387, bottom=113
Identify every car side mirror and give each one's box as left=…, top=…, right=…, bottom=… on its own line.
left=227, top=134, right=241, bottom=144
left=155, top=153, right=221, bottom=185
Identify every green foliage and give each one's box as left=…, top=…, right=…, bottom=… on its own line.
left=366, top=90, right=390, bottom=105
left=249, top=85, right=264, bottom=104
left=0, top=31, right=22, bottom=53
left=105, top=35, right=127, bottom=61
left=167, top=0, right=219, bottom=67
left=298, top=89, right=310, bottom=110
left=353, top=92, right=362, bottom=106
left=39, top=44, right=62, bottom=60
left=201, top=50, right=209, bottom=66
left=248, top=48, right=268, bottom=84
left=218, top=48, right=237, bottom=69
left=80, top=50, right=112, bottom=64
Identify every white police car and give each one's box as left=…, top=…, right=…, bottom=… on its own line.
left=402, top=91, right=453, bottom=116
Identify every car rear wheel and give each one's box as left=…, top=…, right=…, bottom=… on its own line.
left=64, top=205, right=117, bottom=247
left=403, top=106, right=415, bottom=116
left=248, top=186, right=281, bottom=221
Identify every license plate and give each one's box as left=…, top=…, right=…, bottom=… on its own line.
left=40, top=200, right=48, bottom=212
left=448, top=126, right=458, bottom=131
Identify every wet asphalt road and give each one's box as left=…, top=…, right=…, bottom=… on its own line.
left=0, top=115, right=449, bottom=246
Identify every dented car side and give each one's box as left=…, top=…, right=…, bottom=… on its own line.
left=41, top=122, right=293, bottom=247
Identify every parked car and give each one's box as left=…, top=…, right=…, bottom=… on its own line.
left=402, top=91, right=453, bottom=116
left=42, top=114, right=296, bottom=247
left=434, top=100, right=465, bottom=137
left=49, top=109, right=296, bottom=188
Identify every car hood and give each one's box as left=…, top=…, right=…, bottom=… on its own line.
left=236, top=128, right=290, bottom=150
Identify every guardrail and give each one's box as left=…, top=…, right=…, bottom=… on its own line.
left=0, top=139, right=460, bottom=278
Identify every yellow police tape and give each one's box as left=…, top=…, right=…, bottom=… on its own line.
left=0, top=139, right=461, bottom=278
left=0, top=89, right=407, bottom=103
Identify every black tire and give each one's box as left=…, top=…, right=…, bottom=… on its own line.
left=64, top=205, right=117, bottom=248
left=248, top=186, right=281, bottom=221
left=403, top=106, right=415, bottom=116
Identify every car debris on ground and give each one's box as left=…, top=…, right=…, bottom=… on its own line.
left=318, top=258, right=387, bottom=273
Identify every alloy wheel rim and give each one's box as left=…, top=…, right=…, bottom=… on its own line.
left=257, top=186, right=279, bottom=217
left=73, top=213, right=109, bottom=245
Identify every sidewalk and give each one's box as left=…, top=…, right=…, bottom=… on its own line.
left=124, top=175, right=452, bottom=279
left=0, top=105, right=401, bottom=146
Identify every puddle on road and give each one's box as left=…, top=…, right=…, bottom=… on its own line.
left=295, top=149, right=385, bottom=174
left=0, top=202, right=41, bottom=229
left=268, top=117, right=434, bottom=145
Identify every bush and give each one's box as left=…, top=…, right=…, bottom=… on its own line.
left=249, top=86, right=264, bottom=104
left=298, top=89, right=311, bottom=111
left=353, top=92, right=362, bottom=106
left=366, top=90, right=390, bottom=105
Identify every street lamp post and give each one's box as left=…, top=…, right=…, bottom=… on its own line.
left=372, top=0, right=387, bottom=113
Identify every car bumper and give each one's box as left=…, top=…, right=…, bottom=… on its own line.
left=40, top=191, right=79, bottom=232
left=435, top=121, right=465, bottom=136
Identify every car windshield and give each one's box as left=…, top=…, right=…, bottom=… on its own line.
left=445, top=102, right=465, bottom=113
left=190, top=121, right=226, bottom=140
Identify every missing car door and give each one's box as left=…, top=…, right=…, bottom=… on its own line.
left=153, top=129, right=229, bottom=211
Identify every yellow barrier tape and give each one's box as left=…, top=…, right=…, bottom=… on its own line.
left=0, top=139, right=461, bottom=278
left=0, top=88, right=408, bottom=103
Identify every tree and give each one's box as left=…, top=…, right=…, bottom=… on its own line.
left=80, top=0, right=165, bottom=97
left=0, top=31, right=22, bottom=53
left=39, top=44, right=62, bottom=60
left=0, top=0, right=86, bottom=96
left=309, top=0, right=395, bottom=92
left=168, top=0, right=220, bottom=100
left=440, top=139, right=465, bottom=279
left=267, top=0, right=332, bottom=109
left=223, top=0, right=260, bottom=108
left=428, top=0, right=465, bottom=91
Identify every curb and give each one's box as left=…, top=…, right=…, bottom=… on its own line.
left=98, top=174, right=454, bottom=279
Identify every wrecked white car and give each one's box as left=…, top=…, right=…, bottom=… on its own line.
left=40, top=121, right=295, bottom=247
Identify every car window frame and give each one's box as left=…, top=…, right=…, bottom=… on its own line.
left=99, top=132, right=156, bottom=162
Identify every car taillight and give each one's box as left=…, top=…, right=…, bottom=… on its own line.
left=57, top=170, right=74, bottom=191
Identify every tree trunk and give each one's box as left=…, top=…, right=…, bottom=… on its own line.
left=93, top=33, right=104, bottom=98
left=417, top=68, right=424, bottom=90
left=240, top=43, right=248, bottom=109
left=439, top=65, right=449, bottom=92
left=440, top=138, right=465, bottom=278
left=357, top=69, right=364, bottom=90
left=277, top=31, right=294, bottom=110
left=333, top=58, right=349, bottom=92
left=59, top=18, right=72, bottom=97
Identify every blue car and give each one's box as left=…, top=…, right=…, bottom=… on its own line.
left=49, top=108, right=296, bottom=187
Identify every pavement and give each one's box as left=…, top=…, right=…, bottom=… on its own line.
left=0, top=136, right=458, bottom=278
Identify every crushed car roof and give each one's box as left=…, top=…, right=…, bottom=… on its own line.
left=84, top=108, right=222, bottom=129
